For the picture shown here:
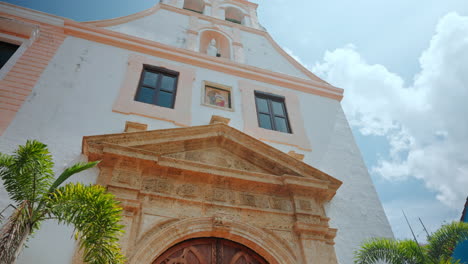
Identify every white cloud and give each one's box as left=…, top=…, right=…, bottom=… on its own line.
left=312, top=12, right=468, bottom=209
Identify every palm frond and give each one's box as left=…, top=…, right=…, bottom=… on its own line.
left=0, top=140, right=54, bottom=204
left=395, top=240, right=426, bottom=264
left=427, top=222, right=468, bottom=262
left=436, top=258, right=461, bottom=264
left=354, top=238, right=425, bottom=264
left=48, top=183, right=125, bottom=264
left=48, top=161, right=99, bottom=194
left=355, top=238, right=407, bottom=264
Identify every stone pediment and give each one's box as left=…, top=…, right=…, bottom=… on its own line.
left=83, top=123, right=342, bottom=199
left=163, top=147, right=271, bottom=174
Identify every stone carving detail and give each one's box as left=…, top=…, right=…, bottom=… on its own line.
left=271, top=198, right=292, bottom=211
left=176, top=184, right=198, bottom=197
left=213, top=215, right=225, bottom=228
left=142, top=178, right=174, bottom=194
left=299, top=200, right=312, bottom=211
left=165, top=147, right=269, bottom=173
left=207, top=188, right=234, bottom=203
left=140, top=177, right=296, bottom=212
left=240, top=193, right=256, bottom=207
left=83, top=124, right=342, bottom=263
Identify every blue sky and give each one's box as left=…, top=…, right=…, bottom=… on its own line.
left=4, top=0, right=467, bottom=242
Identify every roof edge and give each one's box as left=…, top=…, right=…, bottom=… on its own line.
left=79, top=3, right=338, bottom=88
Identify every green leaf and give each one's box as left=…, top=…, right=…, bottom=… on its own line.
left=48, top=183, right=125, bottom=264
left=0, top=141, right=122, bottom=264
left=48, top=161, right=100, bottom=194
left=354, top=238, right=427, bottom=264
left=354, top=222, right=468, bottom=264
left=427, top=222, right=468, bottom=262
left=0, top=140, right=54, bottom=205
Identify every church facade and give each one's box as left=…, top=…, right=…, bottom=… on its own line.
left=0, top=0, right=393, bottom=263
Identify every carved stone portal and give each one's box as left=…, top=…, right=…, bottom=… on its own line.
left=80, top=123, right=342, bottom=264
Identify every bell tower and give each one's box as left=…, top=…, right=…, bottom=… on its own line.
left=163, top=0, right=261, bottom=29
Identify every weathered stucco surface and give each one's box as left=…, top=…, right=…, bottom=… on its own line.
left=107, top=9, right=190, bottom=49
left=105, top=5, right=310, bottom=79
left=0, top=1, right=393, bottom=263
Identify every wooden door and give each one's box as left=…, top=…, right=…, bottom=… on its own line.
left=153, top=238, right=269, bottom=264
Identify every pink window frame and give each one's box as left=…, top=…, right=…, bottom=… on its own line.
left=239, top=80, right=311, bottom=151
left=113, top=54, right=195, bottom=126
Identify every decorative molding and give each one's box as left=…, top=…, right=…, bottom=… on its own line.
left=0, top=14, right=66, bottom=135
left=0, top=2, right=64, bottom=26
left=83, top=123, right=341, bottom=191
left=81, top=123, right=341, bottom=263
left=210, top=115, right=231, bottom=125
left=65, top=19, right=343, bottom=100
left=0, top=2, right=343, bottom=101
left=125, top=121, right=148, bottom=132
left=288, top=150, right=305, bottom=161
left=83, top=2, right=335, bottom=86
left=129, top=217, right=295, bottom=264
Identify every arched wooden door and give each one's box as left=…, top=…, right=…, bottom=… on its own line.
left=153, top=238, right=269, bottom=264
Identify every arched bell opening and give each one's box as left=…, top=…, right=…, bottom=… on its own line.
left=153, top=237, right=268, bottom=264
left=199, top=30, right=231, bottom=59
left=225, top=6, right=244, bottom=24
left=183, top=0, right=205, bottom=14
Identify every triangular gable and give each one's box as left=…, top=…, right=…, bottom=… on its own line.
left=163, top=147, right=273, bottom=174
left=81, top=3, right=331, bottom=85
left=83, top=123, right=342, bottom=199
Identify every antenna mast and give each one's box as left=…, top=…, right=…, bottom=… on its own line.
left=419, top=217, right=430, bottom=238
left=403, top=210, right=426, bottom=260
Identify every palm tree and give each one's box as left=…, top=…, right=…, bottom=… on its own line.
left=0, top=140, right=125, bottom=264
left=354, top=221, right=468, bottom=264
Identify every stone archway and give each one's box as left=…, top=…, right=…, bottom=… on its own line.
left=129, top=217, right=296, bottom=264
left=153, top=237, right=268, bottom=264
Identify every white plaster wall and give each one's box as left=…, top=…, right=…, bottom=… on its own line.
left=314, top=106, right=394, bottom=264
left=0, top=35, right=392, bottom=264
left=241, top=30, right=309, bottom=79
left=0, top=37, right=182, bottom=264
left=106, top=7, right=310, bottom=79
left=107, top=9, right=190, bottom=49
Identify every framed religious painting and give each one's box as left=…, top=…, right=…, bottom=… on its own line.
left=202, top=82, right=233, bottom=111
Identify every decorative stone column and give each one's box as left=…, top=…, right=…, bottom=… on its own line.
left=118, top=199, right=141, bottom=256
left=215, top=6, right=226, bottom=20
left=203, top=1, right=212, bottom=16
left=242, top=14, right=251, bottom=27
left=248, top=8, right=260, bottom=29
left=283, top=179, right=340, bottom=264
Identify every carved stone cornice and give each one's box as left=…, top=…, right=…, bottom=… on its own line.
left=83, top=123, right=342, bottom=201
